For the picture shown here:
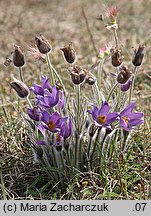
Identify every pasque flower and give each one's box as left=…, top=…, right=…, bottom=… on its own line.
left=30, top=76, right=51, bottom=96
left=88, top=102, right=118, bottom=128
left=41, top=111, right=63, bottom=133
left=120, top=101, right=144, bottom=131
left=37, top=86, right=59, bottom=108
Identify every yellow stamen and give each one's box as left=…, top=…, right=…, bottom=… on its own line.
left=47, top=121, right=56, bottom=130
left=97, top=115, right=106, bottom=124
left=56, top=133, right=61, bottom=143
left=122, top=116, right=129, bottom=124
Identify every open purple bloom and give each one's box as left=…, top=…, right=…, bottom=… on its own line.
left=27, top=106, right=42, bottom=121
left=37, top=86, right=59, bottom=108
left=120, top=101, right=144, bottom=131
left=30, top=76, right=51, bottom=96
left=41, top=111, right=62, bottom=133
left=60, top=117, right=72, bottom=139
left=120, top=79, right=132, bottom=92
left=88, top=102, right=118, bottom=128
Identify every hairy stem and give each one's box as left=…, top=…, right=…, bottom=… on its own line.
left=128, top=66, right=137, bottom=103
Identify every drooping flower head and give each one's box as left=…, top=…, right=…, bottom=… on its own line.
left=132, top=44, right=145, bottom=67
left=35, top=34, right=51, bottom=54
left=120, top=101, right=144, bottom=131
left=10, top=77, right=29, bottom=98
left=88, top=102, right=118, bottom=128
left=13, top=45, right=25, bottom=67
left=60, top=42, right=76, bottom=64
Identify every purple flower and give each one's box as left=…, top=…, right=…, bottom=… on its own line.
left=60, top=117, right=72, bottom=139
left=88, top=102, right=118, bottom=128
left=27, top=106, right=42, bottom=121
left=37, top=86, right=59, bottom=108
left=120, top=79, right=132, bottom=92
left=30, top=76, right=51, bottom=96
left=120, top=101, right=144, bottom=131
left=41, top=111, right=61, bottom=133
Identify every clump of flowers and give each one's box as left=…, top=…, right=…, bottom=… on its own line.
left=8, top=5, right=145, bottom=193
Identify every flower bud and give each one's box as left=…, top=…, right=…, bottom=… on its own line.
left=61, top=42, right=76, bottom=64
left=85, top=75, right=96, bottom=85
left=10, top=78, right=29, bottom=98
left=4, top=58, right=12, bottom=67
left=35, top=34, right=51, bottom=54
left=55, top=80, right=62, bottom=90
left=89, top=124, right=97, bottom=137
left=69, top=65, right=86, bottom=85
left=117, top=65, right=132, bottom=84
left=132, top=44, right=145, bottom=67
left=110, top=48, right=123, bottom=67
left=13, top=45, right=25, bottom=67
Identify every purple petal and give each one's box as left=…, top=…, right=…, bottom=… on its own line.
left=128, top=119, right=144, bottom=127
left=43, top=88, right=59, bottom=108
left=88, top=105, right=99, bottom=120
left=49, top=112, right=60, bottom=124
left=30, top=84, right=43, bottom=95
left=37, top=124, right=45, bottom=136
left=41, top=110, right=51, bottom=123
left=41, top=76, right=51, bottom=90
left=98, top=102, right=109, bottom=116
left=120, top=118, right=129, bottom=130
left=120, top=101, right=135, bottom=116
left=120, top=80, right=132, bottom=92
left=27, top=107, right=41, bottom=121
left=106, top=112, right=119, bottom=124
left=127, top=112, right=144, bottom=120
left=58, top=91, right=65, bottom=109
left=36, top=140, right=46, bottom=145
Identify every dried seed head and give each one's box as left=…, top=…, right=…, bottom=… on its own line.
left=132, top=44, right=145, bottom=67
left=69, top=65, right=86, bottom=85
left=35, top=34, right=51, bottom=54
left=61, top=42, right=76, bottom=64
left=117, top=65, right=132, bottom=84
left=110, top=48, right=123, bottom=67
left=13, top=45, right=25, bottom=67
left=10, top=77, right=29, bottom=98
